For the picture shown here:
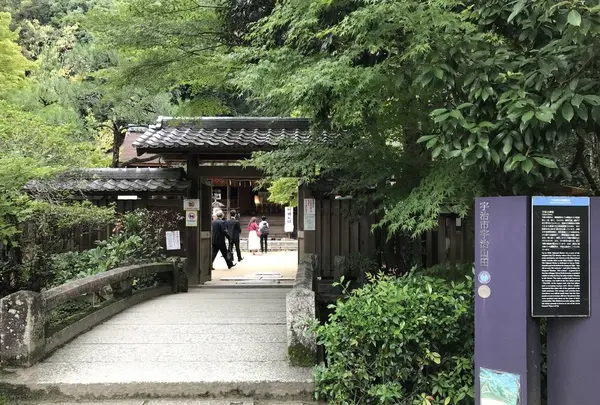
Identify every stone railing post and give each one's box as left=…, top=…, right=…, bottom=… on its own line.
left=286, top=254, right=317, bottom=367
left=0, top=291, right=46, bottom=367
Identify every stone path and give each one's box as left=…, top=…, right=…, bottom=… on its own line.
left=209, top=251, right=298, bottom=286
left=1, top=288, right=312, bottom=401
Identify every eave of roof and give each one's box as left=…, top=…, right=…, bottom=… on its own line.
left=24, top=168, right=190, bottom=194
left=133, top=116, right=330, bottom=155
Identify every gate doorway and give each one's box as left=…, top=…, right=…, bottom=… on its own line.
left=132, top=116, right=307, bottom=286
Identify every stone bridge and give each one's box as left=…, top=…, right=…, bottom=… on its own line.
left=0, top=259, right=318, bottom=404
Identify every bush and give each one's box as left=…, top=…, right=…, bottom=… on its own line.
left=1, top=201, right=115, bottom=298
left=49, top=209, right=182, bottom=287
left=315, top=270, right=474, bottom=405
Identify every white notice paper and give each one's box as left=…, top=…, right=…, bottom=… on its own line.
left=173, top=231, right=181, bottom=249
left=304, top=198, right=315, bottom=215
left=166, top=231, right=175, bottom=250
left=166, top=231, right=181, bottom=250
left=285, top=207, right=294, bottom=233
left=304, top=214, right=316, bottom=231
left=303, top=198, right=316, bottom=230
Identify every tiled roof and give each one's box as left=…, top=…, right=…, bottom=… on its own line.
left=24, top=168, right=189, bottom=194
left=133, top=117, right=328, bottom=150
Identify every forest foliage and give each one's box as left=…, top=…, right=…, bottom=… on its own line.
left=1, top=0, right=600, bottom=247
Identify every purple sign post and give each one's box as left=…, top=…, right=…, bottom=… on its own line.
left=546, top=198, right=598, bottom=405
left=475, top=197, right=541, bottom=405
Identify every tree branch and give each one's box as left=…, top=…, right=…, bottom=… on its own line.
left=575, top=137, right=600, bottom=195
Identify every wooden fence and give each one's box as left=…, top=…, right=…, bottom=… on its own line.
left=298, top=183, right=473, bottom=304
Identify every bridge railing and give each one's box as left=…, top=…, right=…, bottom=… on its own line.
left=0, top=261, right=185, bottom=367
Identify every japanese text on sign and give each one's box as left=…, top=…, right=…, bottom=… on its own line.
left=285, top=207, right=294, bottom=233
left=480, top=201, right=490, bottom=269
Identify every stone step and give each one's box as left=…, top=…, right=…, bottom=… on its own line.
left=239, top=239, right=298, bottom=251
left=26, top=400, right=320, bottom=405
left=0, top=375, right=314, bottom=403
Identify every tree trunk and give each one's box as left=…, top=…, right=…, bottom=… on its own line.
left=111, top=123, right=127, bottom=168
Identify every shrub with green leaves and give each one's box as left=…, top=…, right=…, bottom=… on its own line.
left=49, top=209, right=182, bottom=287
left=315, top=272, right=474, bottom=405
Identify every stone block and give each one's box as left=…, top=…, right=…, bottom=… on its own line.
left=0, top=290, right=46, bottom=367
left=178, top=262, right=189, bottom=293
left=110, top=278, right=133, bottom=299
left=286, top=287, right=316, bottom=367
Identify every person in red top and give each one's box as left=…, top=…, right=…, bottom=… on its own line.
left=247, top=217, right=261, bottom=255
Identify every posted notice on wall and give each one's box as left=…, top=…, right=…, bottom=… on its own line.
left=183, top=199, right=199, bottom=210
left=165, top=231, right=181, bottom=250
left=186, top=211, right=198, bottom=227
left=285, top=207, right=294, bottom=233
left=304, top=198, right=316, bottom=231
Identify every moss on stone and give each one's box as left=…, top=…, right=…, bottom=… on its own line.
left=0, top=383, right=47, bottom=403
left=288, top=344, right=316, bottom=367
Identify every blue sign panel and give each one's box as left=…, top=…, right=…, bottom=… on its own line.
left=532, top=196, right=589, bottom=207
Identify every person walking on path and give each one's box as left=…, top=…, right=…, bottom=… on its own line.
left=259, top=216, right=270, bottom=254
left=247, top=217, right=261, bottom=255
left=212, top=210, right=235, bottom=269
left=225, top=209, right=243, bottom=262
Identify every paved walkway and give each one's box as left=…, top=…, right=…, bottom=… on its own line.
left=210, top=251, right=298, bottom=285
left=3, top=288, right=312, bottom=401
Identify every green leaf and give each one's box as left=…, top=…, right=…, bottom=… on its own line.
left=569, top=79, right=579, bottom=91
left=445, top=398, right=451, bottom=405
left=513, top=154, right=526, bottom=162
left=507, top=0, right=526, bottom=22
left=576, top=104, right=588, bottom=121
left=432, top=146, right=442, bottom=158
left=522, top=159, right=533, bottom=174
left=434, top=67, right=444, bottom=79
left=561, top=102, right=574, bottom=121
left=568, top=9, right=581, bottom=27
left=434, top=113, right=451, bottom=123
left=551, top=88, right=563, bottom=102
left=571, top=94, right=584, bottom=108
left=431, top=108, right=448, bottom=116
left=490, top=149, right=500, bottom=165
left=426, top=137, right=438, bottom=149
left=533, top=157, right=558, bottom=169
left=535, top=110, right=553, bottom=123
left=503, top=138, right=512, bottom=155
left=417, top=135, right=437, bottom=143
left=584, top=95, right=600, bottom=106
left=592, top=106, right=600, bottom=123
left=521, top=111, right=534, bottom=123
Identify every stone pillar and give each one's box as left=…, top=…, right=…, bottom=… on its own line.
left=546, top=198, right=599, bottom=405
left=475, top=197, right=541, bottom=405
left=286, top=254, right=317, bottom=367
left=0, top=291, right=46, bottom=367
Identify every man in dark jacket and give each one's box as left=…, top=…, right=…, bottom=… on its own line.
left=225, top=210, right=243, bottom=262
left=212, top=210, right=235, bottom=269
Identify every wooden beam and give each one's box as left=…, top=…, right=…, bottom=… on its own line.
left=185, top=155, right=200, bottom=285
left=196, top=165, right=264, bottom=179
left=437, top=216, right=447, bottom=265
